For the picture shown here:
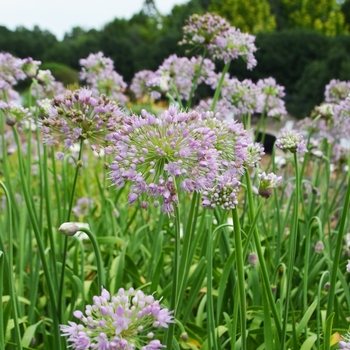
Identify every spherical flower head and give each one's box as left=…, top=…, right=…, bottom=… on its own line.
left=208, top=27, right=257, bottom=69
left=79, top=52, right=128, bottom=105
left=220, top=78, right=260, bottom=117
left=258, top=172, right=282, bottom=199
left=109, top=108, right=217, bottom=214
left=324, top=79, right=350, bottom=103
left=40, top=88, right=125, bottom=155
left=256, top=78, right=287, bottom=118
left=245, top=142, right=265, bottom=168
left=0, top=52, right=26, bottom=85
left=130, top=70, right=159, bottom=100
left=180, top=13, right=231, bottom=48
left=22, top=57, right=41, bottom=78
left=275, top=130, right=308, bottom=155
left=60, top=287, right=173, bottom=349
left=202, top=176, right=240, bottom=210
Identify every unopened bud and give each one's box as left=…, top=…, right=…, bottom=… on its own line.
left=248, top=253, right=258, bottom=268
left=58, top=222, right=79, bottom=236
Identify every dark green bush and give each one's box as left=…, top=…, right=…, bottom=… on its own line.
left=40, top=62, right=79, bottom=85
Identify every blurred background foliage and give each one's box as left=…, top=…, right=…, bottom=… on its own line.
left=1, top=0, right=350, bottom=118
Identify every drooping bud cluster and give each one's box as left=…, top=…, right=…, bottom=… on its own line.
left=60, top=287, right=173, bottom=350
left=258, top=172, right=283, bottom=199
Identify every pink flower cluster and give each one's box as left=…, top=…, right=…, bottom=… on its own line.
left=60, top=287, right=173, bottom=350
left=79, top=52, right=128, bottom=105
left=0, top=52, right=40, bottom=102
left=109, top=105, right=253, bottom=214
left=40, top=88, right=125, bottom=154
left=181, top=13, right=257, bottom=69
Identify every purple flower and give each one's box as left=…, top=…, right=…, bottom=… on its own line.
left=208, top=27, right=257, bottom=69
left=40, top=88, right=125, bottom=155
left=324, top=79, right=350, bottom=103
left=258, top=172, right=283, bottom=199
left=109, top=107, right=252, bottom=214
left=180, top=13, right=231, bottom=48
left=60, top=287, right=173, bottom=349
left=276, top=130, right=308, bottom=155
left=339, top=332, right=350, bottom=348
left=79, top=52, right=128, bottom=105
left=256, top=78, right=287, bottom=118
left=346, top=260, right=350, bottom=273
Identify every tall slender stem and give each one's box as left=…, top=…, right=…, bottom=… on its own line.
left=232, top=207, right=246, bottom=350
left=326, top=154, right=350, bottom=317
left=58, top=139, right=84, bottom=322
left=211, top=62, right=230, bottom=111
left=281, top=153, right=301, bottom=349
left=165, top=205, right=181, bottom=349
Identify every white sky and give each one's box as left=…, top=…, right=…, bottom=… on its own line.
left=0, top=0, right=189, bottom=40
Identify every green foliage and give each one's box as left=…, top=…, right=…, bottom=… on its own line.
left=209, top=0, right=276, bottom=33
left=40, top=62, right=79, bottom=85
left=281, top=0, right=347, bottom=35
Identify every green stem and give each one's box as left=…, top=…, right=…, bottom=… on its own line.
left=211, top=62, right=230, bottom=111
left=58, top=139, right=84, bottom=322
left=12, top=127, right=61, bottom=349
left=281, top=153, right=301, bottom=349
left=186, top=50, right=207, bottom=109
left=0, top=181, right=22, bottom=349
left=245, top=171, right=282, bottom=338
left=75, top=227, right=105, bottom=288
left=232, top=207, right=246, bottom=350
left=165, top=205, right=181, bottom=349
left=326, top=154, right=350, bottom=318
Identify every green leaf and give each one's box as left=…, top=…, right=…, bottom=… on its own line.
left=21, top=320, right=44, bottom=347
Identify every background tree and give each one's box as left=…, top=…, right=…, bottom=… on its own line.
left=209, top=0, right=276, bottom=33
left=280, top=0, right=347, bottom=34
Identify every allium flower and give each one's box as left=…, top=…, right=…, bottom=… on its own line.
left=130, top=70, right=159, bottom=100
left=258, top=172, right=282, bottom=198
left=0, top=52, right=26, bottom=85
left=202, top=176, right=240, bottom=210
left=72, top=197, right=94, bottom=217
left=60, top=287, right=173, bottom=350
left=208, top=27, right=257, bottom=69
left=245, top=142, right=265, bottom=168
left=40, top=88, right=125, bottom=154
left=0, top=101, right=32, bottom=126
left=275, top=130, right=307, bottom=155
left=339, top=332, right=350, bottom=349
left=33, top=69, right=65, bottom=99
left=80, top=52, right=128, bottom=105
left=256, top=78, right=287, bottom=118
left=109, top=106, right=251, bottom=214
left=154, top=55, right=218, bottom=102
left=22, top=57, right=41, bottom=78
left=220, top=78, right=261, bottom=117
left=324, top=79, right=350, bottom=103
left=180, top=13, right=231, bottom=48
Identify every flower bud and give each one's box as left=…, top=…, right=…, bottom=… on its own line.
left=58, top=223, right=79, bottom=236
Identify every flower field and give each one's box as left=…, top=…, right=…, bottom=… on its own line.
left=1, top=12, right=350, bottom=350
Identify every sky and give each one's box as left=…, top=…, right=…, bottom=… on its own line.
left=0, top=0, right=189, bottom=40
